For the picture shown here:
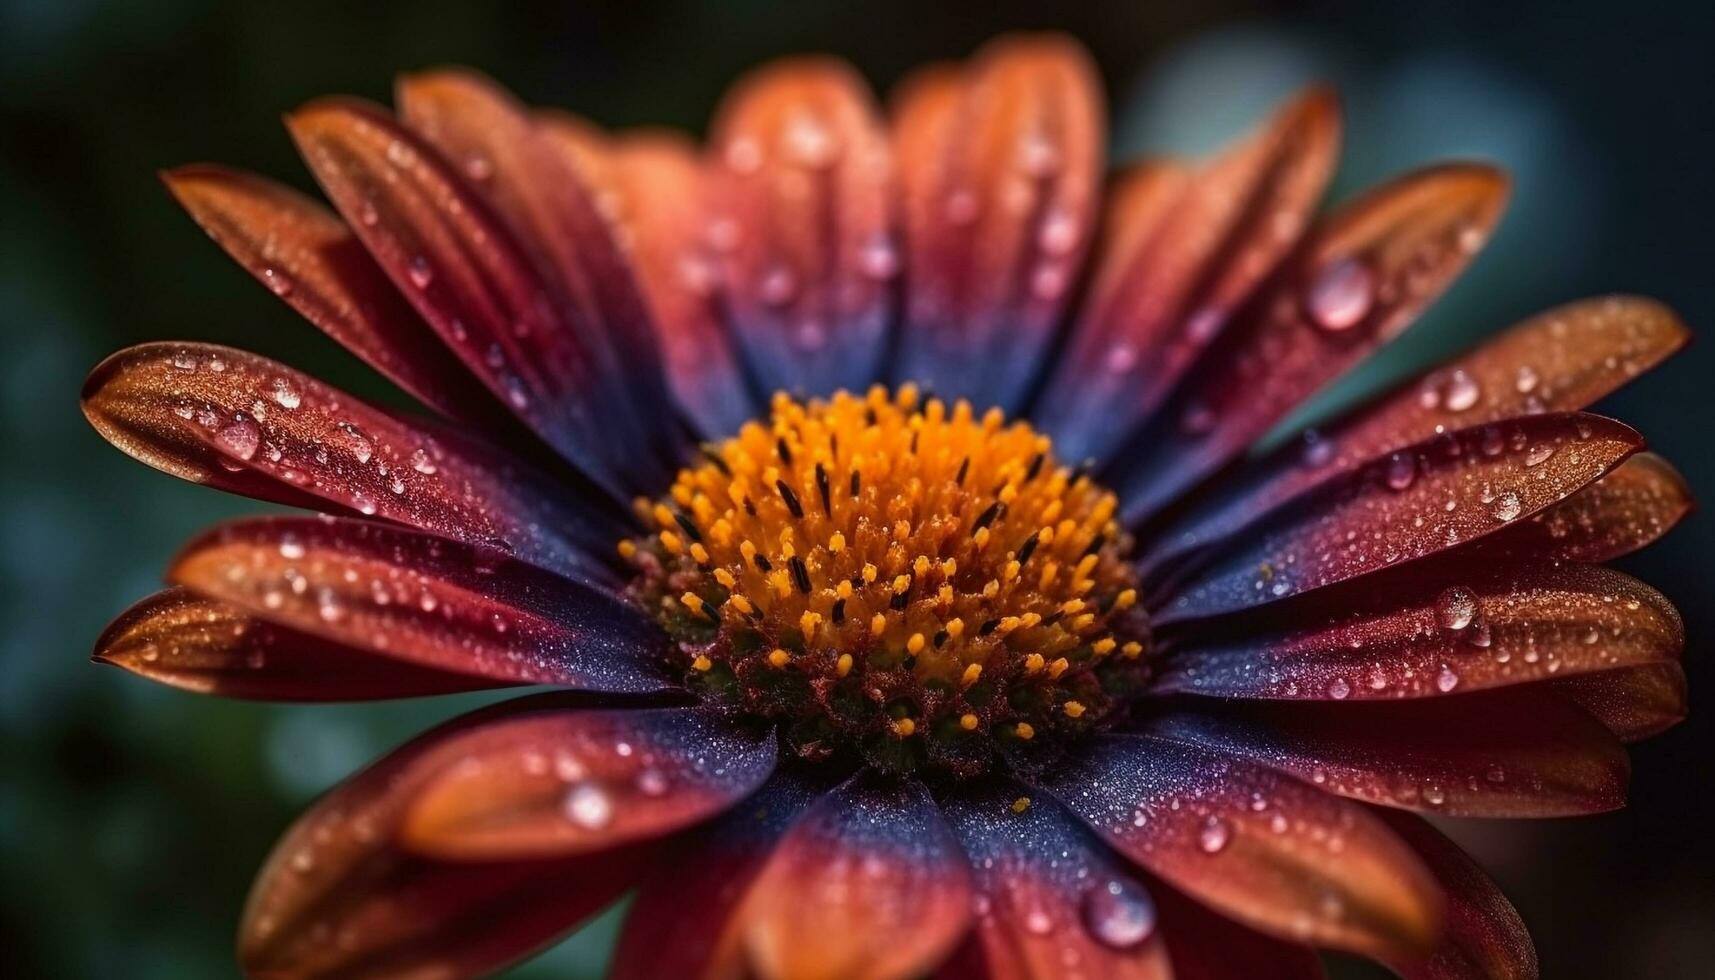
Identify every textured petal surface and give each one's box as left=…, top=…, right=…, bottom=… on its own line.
left=1154, top=885, right=1326, bottom=980
left=1551, top=662, right=1688, bottom=742
left=892, top=34, right=1103, bottom=409
left=286, top=98, right=659, bottom=498
left=1141, top=689, right=1629, bottom=817
left=1376, top=810, right=1538, bottom=980
left=745, top=770, right=974, bottom=980
left=82, top=342, right=619, bottom=586
left=93, top=587, right=505, bottom=700
left=395, top=71, right=683, bottom=480
left=168, top=516, right=675, bottom=693
left=941, top=781, right=1173, bottom=980
left=1041, top=734, right=1441, bottom=960
left=1146, top=296, right=1688, bottom=570
left=240, top=696, right=657, bottom=979
left=610, top=767, right=833, bottom=980
left=707, top=57, right=896, bottom=397
left=400, top=706, right=776, bottom=859
left=1157, top=412, right=1640, bottom=623
left=558, top=124, right=757, bottom=437
left=162, top=164, right=501, bottom=427
left=1155, top=562, right=1682, bottom=702
left=1457, top=452, right=1690, bottom=564
left=1109, top=163, right=1510, bottom=525
left=1041, top=88, right=1340, bottom=463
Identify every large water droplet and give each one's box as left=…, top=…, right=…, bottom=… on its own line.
left=1384, top=451, right=1417, bottom=491
left=1436, top=586, right=1478, bottom=631
left=1443, top=370, right=1481, bottom=412
left=269, top=378, right=302, bottom=410
left=1197, top=815, right=1231, bottom=854
left=1304, top=258, right=1374, bottom=332
left=562, top=782, right=614, bottom=829
left=407, top=256, right=434, bottom=289
left=1491, top=490, right=1523, bottom=522
left=216, top=417, right=260, bottom=461
left=1082, top=879, right=1157, bottom=950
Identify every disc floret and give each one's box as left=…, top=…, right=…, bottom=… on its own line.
left=622, top=385, right=1149, bottom=776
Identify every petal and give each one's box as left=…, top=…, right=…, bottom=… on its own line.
left=93, top=587, right=507, bottom=700
left=1040, top=734, right=1441, bottom=960
left=1459, top=452, right=1691, bottom=563
left=286, top=97, right=658, bottom=498
left=240, top=696, right=657, bottom=979
left=1041, top=88, right=1341, bottom=463
left=1109, top=163, right=1510, bottom=525
left=707, top=57, right=896, bottom=397
left=399, top=706, right=776, bottom=859
left=1550, top=662, right=1687, bottom=742
left=1373, top=810, right=1538, bottom=980
left=161, top=164, right=504, bottom=427
left=745, top=770, right=974, bottom=980
left=892, top=34, right=1104, bottom=409
left=553, top=122, right=757, bottom=437
left=941, top=781, right=1173, bottom=980
left=610, top=766, right=834, bottom=980
left=1155, top=562, right=1683, bottom=701
left=1156, top=412, right=1640, bottom=624
left=1144, top=295, right=1689, bottom=572
left=81, top=342, right=618, bottom=586
left=1153, top=885, right=1326, bottom=980
left=395, top=71, right=685, bottom=478
left=1141, top=688, right=1630, bottom=817
left=168, top=516, right=675, bottom=694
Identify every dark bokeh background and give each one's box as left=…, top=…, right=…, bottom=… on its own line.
left=3, top=1, right=1710, bottom=976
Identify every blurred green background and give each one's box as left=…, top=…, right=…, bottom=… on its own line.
left=2, top=1, right=1710, bottom=976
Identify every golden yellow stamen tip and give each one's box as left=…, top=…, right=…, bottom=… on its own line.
left=836, top=653, right=854, bottom=677
left=1024, top=653, right=1046, bottom=673
left=960, top=713, right=979, bottom=731
left=1014, top=723, right=1036, bottom=740
left=1063, top=700, right=1087, bottom=718
left=1092, top=637, right=1117, bottom=656
left=828, top=531, right=846, bottom=552
left=617, top=540, right=637, bottom=559
left=1122, top=641, right=1143, bottom=658
left=1116, top=588, right=1138, bottom=609
left=892, top=718, right=916, bottom=737
left=689, top=543, right=710, bottom=564
left=659, top=530, right=683, bottom=554
left=1048, top=657, right=1070, bottom=679
left=907, top=633, right=926, bottom=655
left=691, top=655, right=713, bottom=672
left=960, top=663, right=983, bottom=687
left=869, top=613, right=887, bottom=636
left=1011, top=796, right=1032, bottom=813
left=767, top=648, right=790, bottom=668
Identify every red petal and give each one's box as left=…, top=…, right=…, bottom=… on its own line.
left=1042, top=88, right=1341, bottom=463
left=240, top=696, right=657, bottom=978
left=285, top=97, right=657, bottom=497
left=552, top=122, right=757, bottom=437
left=81, top=342, right=617, bottom=586
left=161, top=164, right=504, bottom=427
left=1041, top=734, right=1442, bottom=960
left=1145, top=295, right=1689, bottom=571
left=1374, top=810, right=1539, bottom=980
left=1550, top=662, right=1687, bottom=742
left=1111, top=163, right=1510, bottom=525
left=1142, top=688, right=1629, bottom=817
left=168, top=516, right=674, bottom=693
left=1156, top=562, right=1682, bottom=701
left=399, top=706, right=776, bottom=859
left=610, top=768, right=832, bottom=980
left=707, top=57, right=896, bottom=396
left=93, top=587, right=507, bottom=700
left=745, top=771, right=974, bottom=980
left=941, top=782, right=1174, bottom=980
left=1153, top=885, right=1326, bottom=980
left=1157, top=412, right=1640, bottom=624
left=892, top=34, right=1104, bottom=409
left=395, top=71, right=683, bottom=473
left=1460, top=452, right=1691, bottom=563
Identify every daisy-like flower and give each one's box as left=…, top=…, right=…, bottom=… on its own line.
left=84, top=33, right=1691, bottom=980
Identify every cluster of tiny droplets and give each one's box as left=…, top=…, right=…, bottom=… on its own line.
left=621, top=385, right=1151, bottom=777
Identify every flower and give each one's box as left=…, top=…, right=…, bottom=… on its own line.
left=82, top=32, right=1690, bottom=980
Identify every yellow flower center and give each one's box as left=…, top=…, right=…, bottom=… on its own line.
left=622, top=385, right=1149, bottom=776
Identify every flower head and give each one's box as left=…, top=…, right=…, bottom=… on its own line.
left=86, top=33, right=1690, bottom=979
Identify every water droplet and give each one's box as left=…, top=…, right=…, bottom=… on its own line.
left=278, top=535, right=306, bottom=560
left=216, top=417, right=260, bottom=461
left=783, top=115, right=836, bottom=168
left=858, top=235, right=900, bottom=279
left=1304, top=257, right=1374, bottom=332
left=1326, top=677, right=1351, bottom=700
left=1491, top=490, right=1522, bottom=522
left=463, top=154, right=494, bottom=182
left=1442, top=370, right=1481, bottom=412
left=1436, top=586, right=1478, bottom=631
left=410, top=448, right=438, bottom=474
left=562, top=782, right=614, bottom=829
left=1082, top=879, right=1157, bottom=950
left=1384, top=451, right=1417, bottom=490
left=1197, top=816, right=1231, bottom=854
left=1523, top=443, right=1556, bottom=467
left=407, top=256, right=434, bottom=289
left=1514, top=364, right=1540, bottom=394
left=1436, top=664, right=1460, bottom=692
left=1017, top=133, right=1062, bottom=177
left=262, top=268, right=294, bottom=297
left=269, top=378, right=302, bottom=410
left=335, top=421, right=373, bottom=464
left=1038, top=207, right=1080, bottom=256
left=758, top=265, right=797, bottom=307
left=635, top=768, right=669, bottom=797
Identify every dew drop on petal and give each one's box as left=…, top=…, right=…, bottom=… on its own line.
left=1197, top=815, right=1231, bottom=854
left=407, top=256, right=434, bottom=289
left=269, top=378, right=301, bottom=410
left=1436, top=586, right=1478, bottom=631
left=215, top=417, right=260, bottom=461
left=1082, top=879, right=1157, bottom=950
left=1304, top=257, right=1374, bottom=332
left=1491, top=490, right=1522, bottom=522
left=563, top=781, right=614, bottom=829
left=1443, top=370, right=1481, bottom=412
left=1436, top=664, right=1461, bottom=692
left=1384, top=451, right=1417, bottom=491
